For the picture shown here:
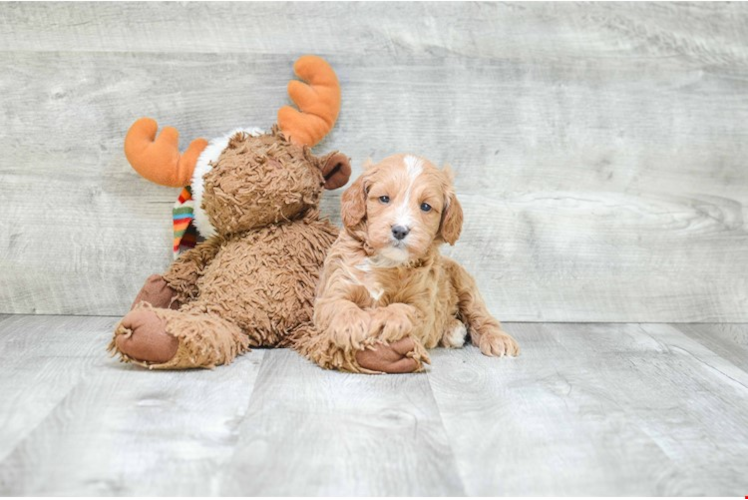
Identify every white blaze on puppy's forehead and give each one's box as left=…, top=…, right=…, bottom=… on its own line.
left=403, top=154, right=423, bottom=178
left=394, top=155, right=424, bottom=229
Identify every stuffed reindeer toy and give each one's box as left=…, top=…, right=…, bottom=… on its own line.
left=108, top=56, right=354, bottom=369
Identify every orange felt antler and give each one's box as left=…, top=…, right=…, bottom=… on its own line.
left=124, top=118, right=208, bottom=187
left=278, top=55, right=341, bottom=147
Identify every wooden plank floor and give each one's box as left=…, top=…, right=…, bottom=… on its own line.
left=0, top=316, right=747, bottom=496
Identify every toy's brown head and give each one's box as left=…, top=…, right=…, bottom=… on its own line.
left=201, top=127, right=350, bottom=235
left=123, top=56, right=351, bottom=246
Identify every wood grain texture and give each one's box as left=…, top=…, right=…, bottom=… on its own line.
left=1, top=2, right=747, bottom=320
left=0, top=314, right=114, bottom=463
left=1, top=316, right=748, bottom=495
left=676, top=322, right=748, bottom=371
left=219, top=349, right=465, bottom=496
left=427, top=322, right=748, bottom=496
left=0, top=314, right=265, bottom=496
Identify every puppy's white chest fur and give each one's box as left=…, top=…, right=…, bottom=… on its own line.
left=353, top=259, right=387, bottom=303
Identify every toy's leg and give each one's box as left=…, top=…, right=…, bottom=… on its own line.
left=290, top=322, right=429, bottom=374
left=356, top=338, right=429, bottom=373
left=131, top=274, right=180, bottom=310
left=444, top=259, right=520, bottom=357
left=108, top=303, right=249, bottom=369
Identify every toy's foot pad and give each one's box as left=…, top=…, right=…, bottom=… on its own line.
left=114, top=308, right=179, bottom=364
left=356, top=337, right=430, bottom=374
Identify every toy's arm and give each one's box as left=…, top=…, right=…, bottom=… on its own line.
left=130, top=274, right=180, bottom=310
left=162, top=237, right=223, bottom=304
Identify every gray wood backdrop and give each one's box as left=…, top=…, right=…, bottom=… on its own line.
left=1, top=2, right=746, bottom=321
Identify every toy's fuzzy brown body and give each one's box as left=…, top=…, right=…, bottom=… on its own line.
left=110, top=124, right=349, bottom=369
left=115, top=214, right=338, bottom=369
left=165, top=217, right=337, bottom=349
left=108, top=57, right=358, bottom=370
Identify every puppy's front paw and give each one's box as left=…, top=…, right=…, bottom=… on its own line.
left=329, top=307, right=371, bottom=350
left=371, top=303, right=418, bottom=343
left=475, top=328, right=520, bottom=357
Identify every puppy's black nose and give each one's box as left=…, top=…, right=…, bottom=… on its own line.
left=392, top=225, right=410, bottom=240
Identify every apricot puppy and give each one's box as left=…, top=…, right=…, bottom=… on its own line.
left=296, top=154, right=519, bottom=373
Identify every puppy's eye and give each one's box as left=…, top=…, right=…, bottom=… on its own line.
left=379, top=195, right=390, bottom=204
left=420, top=202, right=432, bottom=212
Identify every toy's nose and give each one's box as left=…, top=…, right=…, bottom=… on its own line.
left=391, top=225, right=410, bottom=241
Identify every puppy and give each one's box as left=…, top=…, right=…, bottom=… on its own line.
left=303, top=154, right=519, bottom=373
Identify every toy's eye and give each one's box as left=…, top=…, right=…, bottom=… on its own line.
left=420, top=202, right=432, bottom=212
left=379, top=195, right=390, bottom=204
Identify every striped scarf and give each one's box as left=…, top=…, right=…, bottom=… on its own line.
left=172, top=186, right=199, bottom=258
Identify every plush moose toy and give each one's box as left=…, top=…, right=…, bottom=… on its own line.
left=108, top=56, right=354, bottom=369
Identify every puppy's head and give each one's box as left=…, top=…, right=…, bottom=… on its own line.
left=341, top=154, right=463, bottom=264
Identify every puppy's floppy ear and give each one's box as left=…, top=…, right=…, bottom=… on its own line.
left=318, top=151, right=351, bottom=190
left=341, top=172, right=367, bottom=229
left=439, top=165, right=463, bottom=245
left=440, top=191, right=463, bottom=245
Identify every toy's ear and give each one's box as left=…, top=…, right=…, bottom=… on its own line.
left=318, top=151, right=351, bottom=190
left=340, top=173, right=367, bottom=229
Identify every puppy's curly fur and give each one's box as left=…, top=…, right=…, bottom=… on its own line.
left=294, top=154, right=520, bottom=373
